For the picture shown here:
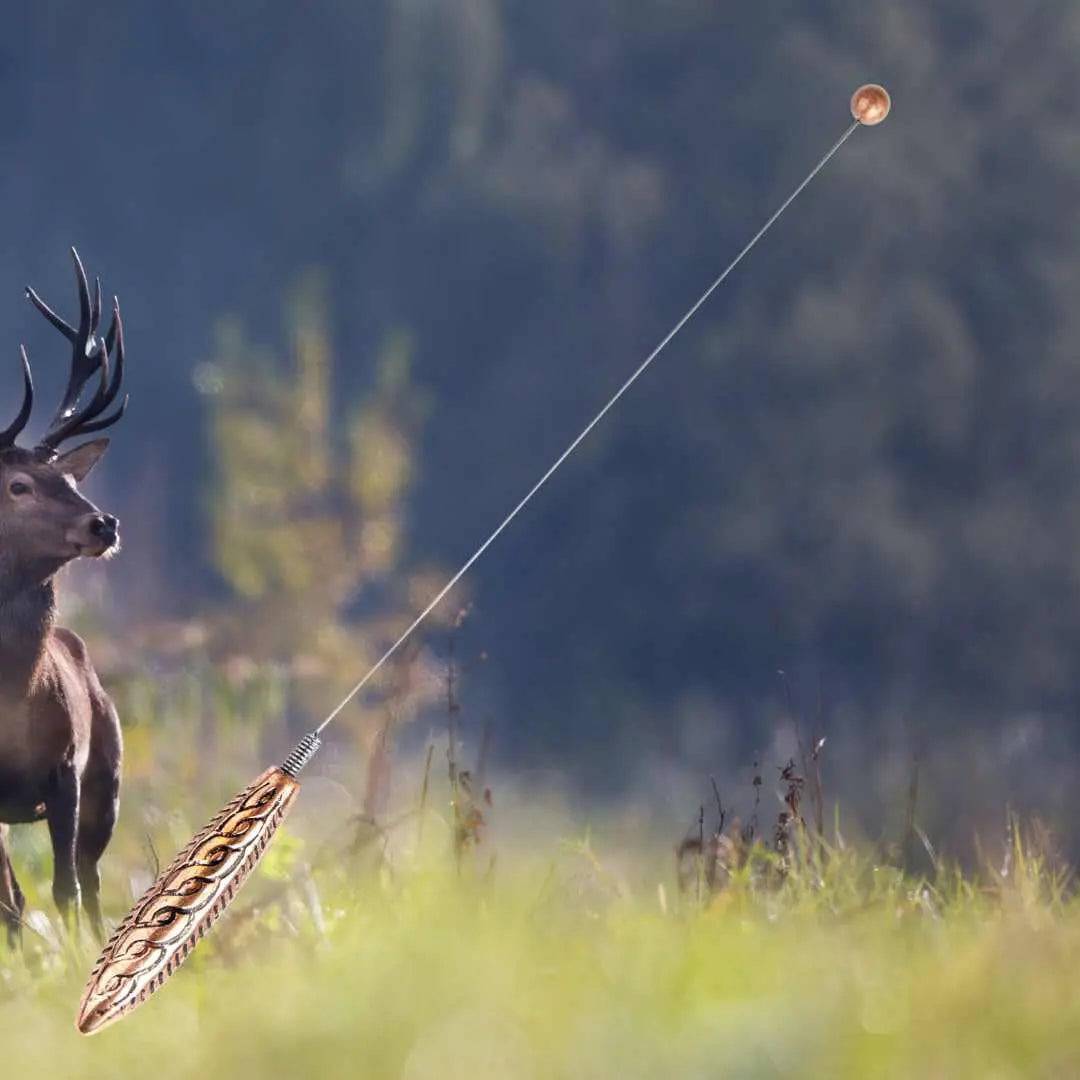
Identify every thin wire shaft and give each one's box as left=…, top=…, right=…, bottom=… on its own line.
left=316, top=119, right=861, bottom=736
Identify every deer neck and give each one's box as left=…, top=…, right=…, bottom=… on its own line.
left=0, top=558, right=59, bottom=697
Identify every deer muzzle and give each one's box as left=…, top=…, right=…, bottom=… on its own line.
left=68, top=512, right=119, bottom=557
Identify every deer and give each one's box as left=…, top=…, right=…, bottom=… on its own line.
left=0, top=249, right=129, bottom=944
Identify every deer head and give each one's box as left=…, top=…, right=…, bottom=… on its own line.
left=0, top=249, right=128, bottom=580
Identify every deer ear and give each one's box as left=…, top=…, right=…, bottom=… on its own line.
left=55, top=438, right=110, bottom=482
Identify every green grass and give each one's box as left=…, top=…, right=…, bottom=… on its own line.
left=3, top=784, right=1079, bottom=1079
left=0, top=670, right=1076, bottom=1077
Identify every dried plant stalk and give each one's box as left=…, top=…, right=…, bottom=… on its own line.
left=76, top=765, right=301, bottom=1035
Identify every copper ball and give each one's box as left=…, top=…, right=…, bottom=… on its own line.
left=850, top=84, right=891, bottom=126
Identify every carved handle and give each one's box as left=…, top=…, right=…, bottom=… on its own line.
left=76, top=766, right=300, bottom=1035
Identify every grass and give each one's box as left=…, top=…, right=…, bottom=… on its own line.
left=3, top=768, right=1080, bottom=1079
left=1, top=668, right=1078, bottom=1078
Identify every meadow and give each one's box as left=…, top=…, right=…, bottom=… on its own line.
left=1, top=666, right=1077, bottom=1079
left=4, top=4, right=1080, bottom=1077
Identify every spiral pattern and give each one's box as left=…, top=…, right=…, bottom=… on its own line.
left=76, top=766, right=300, bottom=1035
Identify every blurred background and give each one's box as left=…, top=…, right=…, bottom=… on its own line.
left=1, top=0, right=1077, bottom=854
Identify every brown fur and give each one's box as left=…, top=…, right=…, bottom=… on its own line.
left=0, top=443, right=122, bottom=942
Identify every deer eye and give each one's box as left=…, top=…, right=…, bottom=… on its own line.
left=9, top=480, right=31, bottom=496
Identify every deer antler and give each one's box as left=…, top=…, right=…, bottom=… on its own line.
left=25, top=248, right=105, bottom=424
left=0, top=347, right=34, bottom=449
left=37, top=298, right=127, bottom=451
left=25, top=249, right=129, bottom=453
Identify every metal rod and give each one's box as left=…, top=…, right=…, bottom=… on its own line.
left=314, top=117, right=864, bottom=741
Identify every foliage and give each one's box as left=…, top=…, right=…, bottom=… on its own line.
left=3, top=764, right=1079, bottom=1078
left=3, top=5, right=1077, bottom=1075
left=0, top=647, right=1072, bottom=1077
left=9, top=1, right=1080, bottom=787
left=199, top=272, right=437, bottom=739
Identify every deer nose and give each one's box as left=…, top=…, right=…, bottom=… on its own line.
left=89, top=514, right=118, bottom=540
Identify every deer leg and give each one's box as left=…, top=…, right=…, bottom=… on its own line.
left=45, top=761, right=81, bottom=928
left=0, top=824, right=25, bottom=948
left=76, top=766, right=119, bottom=941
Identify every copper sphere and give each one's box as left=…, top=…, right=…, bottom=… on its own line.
left=850, top=84, right=891, bottom=126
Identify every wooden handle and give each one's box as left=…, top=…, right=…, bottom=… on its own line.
left=76, top=766, right=300, bottom=1035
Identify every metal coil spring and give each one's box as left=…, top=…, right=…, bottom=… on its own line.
left=279, top=731, right=322, bottom=777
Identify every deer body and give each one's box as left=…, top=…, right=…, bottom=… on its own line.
left=0, top=251, right=129, bottom=942
left=0, top=583, right=122, bottom=926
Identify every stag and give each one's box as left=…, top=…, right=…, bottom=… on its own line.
left=0, top=249, right=128, bottom=943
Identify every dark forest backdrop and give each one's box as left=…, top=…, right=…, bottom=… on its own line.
left=1, top=1, right=1078, bottom=836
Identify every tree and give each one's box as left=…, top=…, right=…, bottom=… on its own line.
left=201, top=271, right=438, bottom=748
